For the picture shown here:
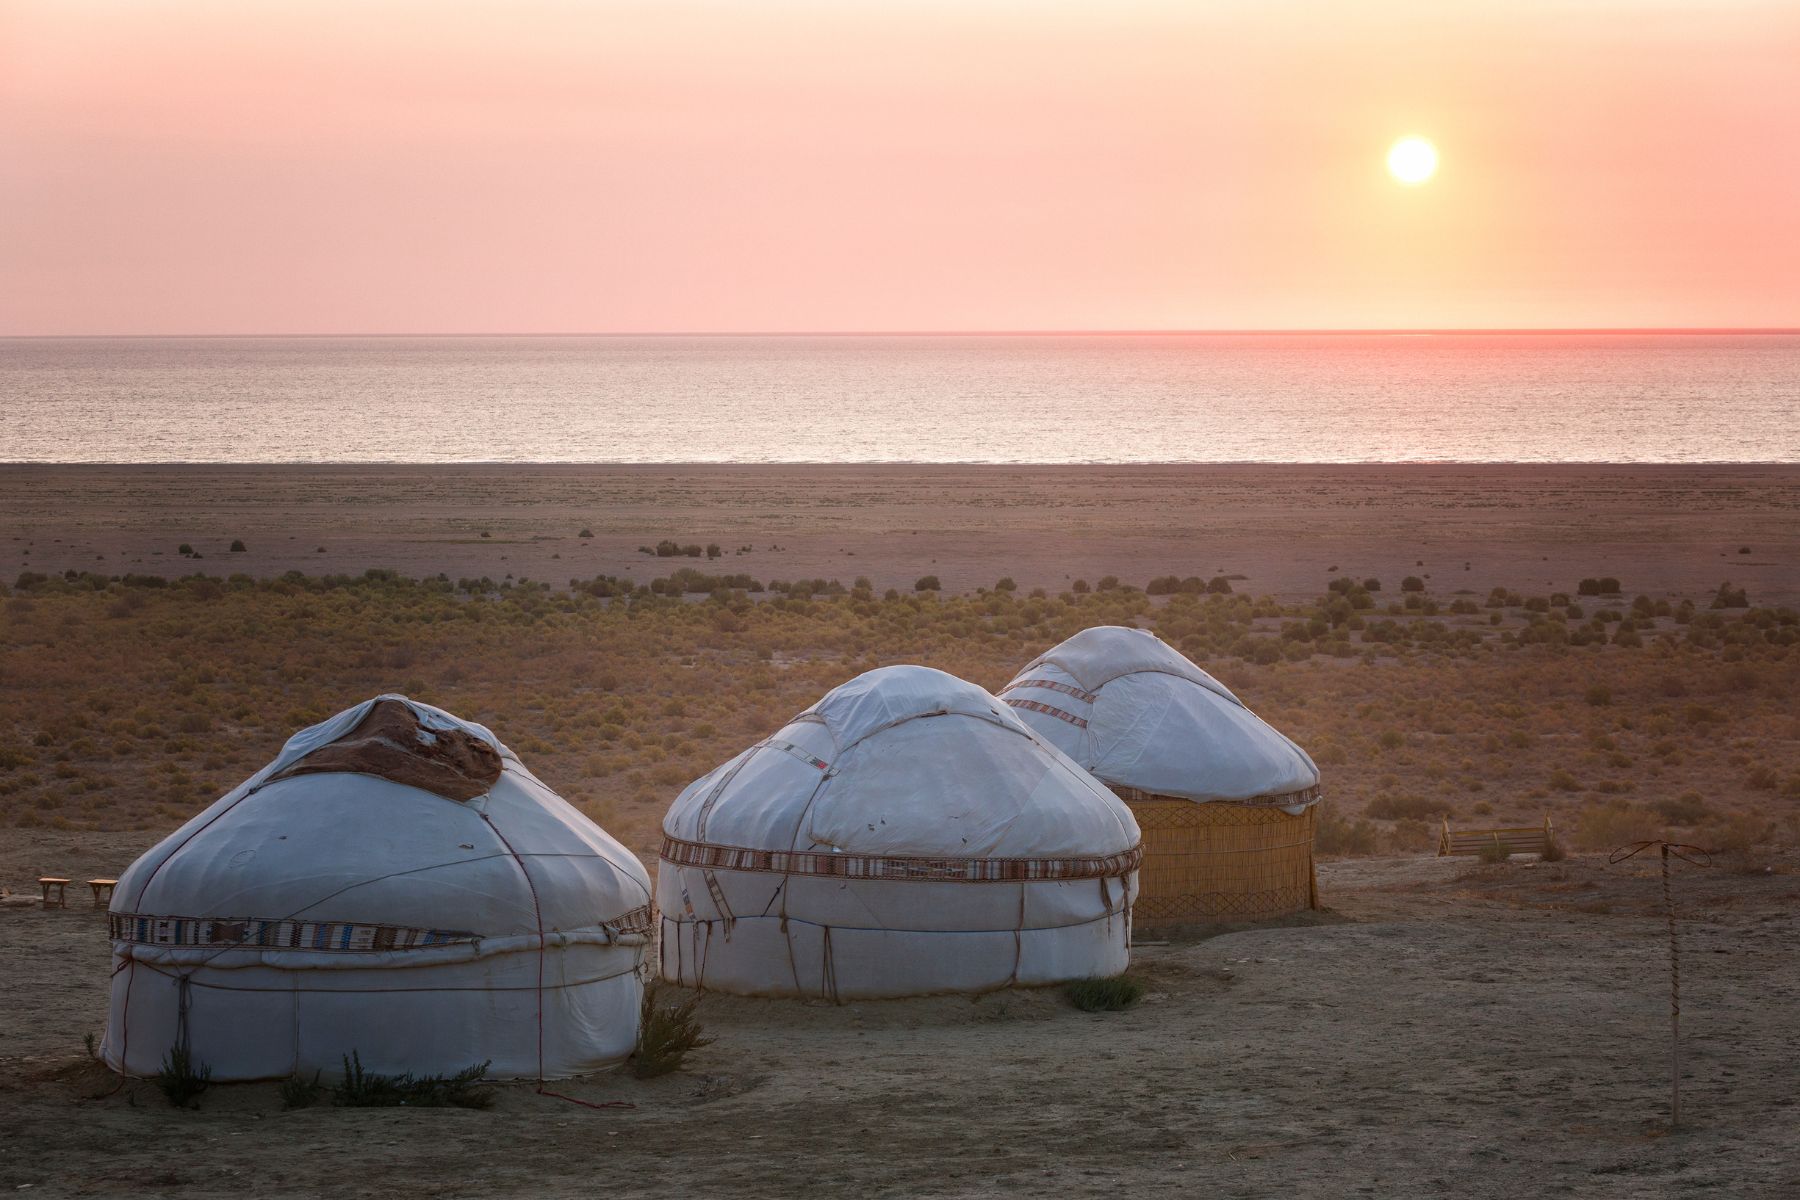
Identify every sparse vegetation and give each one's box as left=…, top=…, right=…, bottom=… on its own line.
left=631, top=984, right=714, bottom=1079
left=332, top=1051, right=494, bottom=1109
left=280, top=1070, right=323, bottom=1109
left=155, top=1045, right=212, bottom=1109
left=1065, top=975, right=1145, bottom=1012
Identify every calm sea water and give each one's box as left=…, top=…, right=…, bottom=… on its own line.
left=1, top=334, right=1795, bottom=463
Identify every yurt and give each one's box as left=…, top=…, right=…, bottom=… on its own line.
left=658, top=666, right=1142, bottom=1000
left=104, top=695, right=653, bottom=1081
left=1002, top=627, right=1321, bottom=926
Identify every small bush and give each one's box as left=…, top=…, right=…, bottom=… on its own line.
left=1315, top=804, right=1379, bottom=856
left=579, top=528, right=593, bottom=538
left=914, top=575, right=941, bottom=592
left=1585, top=685, right=1612, bottom=707
left=1365, top=793, right=1451, bottom=820
left=1476, top=838, right=1512, bottom=864
left=631, top=984, right=714, bottom=1079
left=155, top=1045, right=212, bottom=1109
left=1652, top=792, right=1711, bottom=825
left=1401, top=576, right=1425, bottom=593
left=229, top=540, right=246, bottom=552
left=332, top=1051, right=494, bottom=1109
left=1540, top=836, right=1566, bottom=863
left=1065, top=975, right=1145, bottom=1012
left=280, top=1070, right=322, bottom=1109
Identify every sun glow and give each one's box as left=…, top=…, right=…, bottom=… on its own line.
left=1387, top=136, right=1438, bottom=185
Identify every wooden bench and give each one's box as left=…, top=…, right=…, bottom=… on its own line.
left=1439, top=815, right=1555, bottom=859
left=37, top=877, right=71, bottom=908
left=88, top=878, right=118, bottom=908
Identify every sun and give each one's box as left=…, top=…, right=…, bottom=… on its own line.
left=1387, top=136, right=1438, bottom=186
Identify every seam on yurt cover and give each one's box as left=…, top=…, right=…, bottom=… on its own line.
left=999, top=678, right=1099, bottom=704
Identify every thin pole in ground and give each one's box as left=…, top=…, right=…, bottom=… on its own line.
left=1608, top=839, right=1711, bottom=1131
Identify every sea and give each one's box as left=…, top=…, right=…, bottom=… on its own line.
left=1, top=333, right=1795, bottom=463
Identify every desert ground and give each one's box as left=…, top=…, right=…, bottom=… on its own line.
left=1, top=463, right=1796, bottom=1197
left=4, top=842, right=1798, bottom=1198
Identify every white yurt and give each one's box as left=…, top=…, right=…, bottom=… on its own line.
left=104, top=695, right=653, bottom=1081
left=1003, top=626, right=1321, bottom=925
left=658, top=666, right=1142, bottom=1000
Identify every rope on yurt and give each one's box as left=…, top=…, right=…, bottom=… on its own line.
left=482, top=810, right=635, bottom=1111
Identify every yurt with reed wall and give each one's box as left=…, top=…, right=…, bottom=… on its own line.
left=1002, top=627, right=1321, bottom=926
left=658, top=665, right=1142, bottom=1000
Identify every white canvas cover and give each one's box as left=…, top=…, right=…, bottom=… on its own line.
left=658, top=666, right=1141, bottom=999
left=103, top=695, right=652, bottom=1082
left=1003, top=626, right=1320, bottom=810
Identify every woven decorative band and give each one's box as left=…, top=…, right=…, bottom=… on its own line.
left=109, top=913, right=477, bottom=952
left=660, top=835, right=1143, bottom=884
left=1135, top=886, right=1313, bottom=921
left=1001, top=678, right=1099, bottom=704
left=1115, top=784, right=1322, bottom=810
left=1003, top=697, right=1089, bottom=728
left=606, top=903, right=657, bottom=937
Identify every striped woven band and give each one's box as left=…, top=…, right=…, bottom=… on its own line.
left=660, top=835, right=1142, bottom=883
left=1113, top=784, right=1323, bottom=809
left=110, top=903, right=658, bottom=951
left=1001, top=678, right=1099, bottom=704
left=1003, top=697, right=1089, bottom=728
left=109, top=913, right=477, bottom=952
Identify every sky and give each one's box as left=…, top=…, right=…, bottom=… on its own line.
left=2, top=0, right=1797, bottom=335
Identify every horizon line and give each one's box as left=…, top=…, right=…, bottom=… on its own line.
left=4, top=326, right=1799, bottom=340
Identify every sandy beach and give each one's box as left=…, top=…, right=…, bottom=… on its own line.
left=5, top=463, right=1796, bottom=604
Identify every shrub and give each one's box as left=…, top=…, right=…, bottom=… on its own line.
left=1711, top=582, right=1749, bottom=609
left=1315, top=804, right=1379, bottom=856
left=1362, top=578, right=1381, bottom=591
left=280, top=1070, right=322, bottom=1109
left=1649, top=792, right=1710, bottom=825
left=706, top=543, right=722, bottom=559
left=1577, top=577, right=1621, bottom=596
left=579, top=528, right=593, bottom=538
left=1365, top=793, right=1451, bottom=820
left=1096, top=575, right=1120, bottom=592
left=1476, top=838, right=1512, bottom=864
left=229, top=540, right=246, bottom=552
left=155, top=1045, right=212, bottom=1109
left=1065, top=975, right=1144, bottom=1012
left=1401, top=576, right=1425, bottom=593
left=1071, top=578, right=1090, bottom=594
left=1585, top=685, right=1612, bottom=707
left=994, top=577, right=1017, bottom=592
left=913, top=575, right=941, bottom=592
left=1574, top=802, right=1660, bottom=850
left=332, top=1051, right=494, bottom=1109
left=1540, top=835, right=1566, bottom=862
left=631, top=984, right=714, bottom=1079
left=177, top=543, right=193, bottom=556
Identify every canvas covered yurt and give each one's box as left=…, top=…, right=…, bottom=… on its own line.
left=658, top=665, right=1142, bottom=1000
left=1002, top=626, right=1321, bottom=925
left=104, top=695, right=653, bottom=1081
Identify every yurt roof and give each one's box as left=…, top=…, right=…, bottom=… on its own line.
left=664, top=665, right=1139, bottom=862
left=112, top=695, right=650, bottom=945
left=1005, top=627, right=1320, bottom=808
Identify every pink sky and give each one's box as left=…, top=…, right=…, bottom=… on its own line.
left=3, top=0, right=1797, bottom=334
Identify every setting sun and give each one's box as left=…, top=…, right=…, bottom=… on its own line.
left=1387, top=136, right=1439, bottom=185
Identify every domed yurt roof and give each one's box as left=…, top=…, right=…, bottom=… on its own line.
left=1003, top=626, right=1319, bottom=808
left=663, top=664, right=1139, bottom=863
left=105, top=695, right=651, bottom=1081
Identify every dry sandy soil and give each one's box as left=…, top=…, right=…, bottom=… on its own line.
left=2, top=831, right=1797, bottom=1199
left=5, top=463, right=1797, bottom=604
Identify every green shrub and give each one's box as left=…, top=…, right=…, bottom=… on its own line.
left=1401, top=576, right=1425, bottom=593
left=229, top=540, right=246, bottom=552
left=1365, top=793, right=1451, bottom=820
left=914, top=575, right=941, bottom=592
left=332, top=1051, right=494, bottom=1109
left=1476, top=838, right=1512, bottom=864
left=631, top=984, right=714, bottom=1079
left=1065, top=975, right=1144, bottom=1012
left=155, top=1045, right=212, bottom=1109
left=280, top=1070, right=322, bottom=1109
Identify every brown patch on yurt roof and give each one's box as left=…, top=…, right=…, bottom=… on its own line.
left=269, top=699, right=502, bottom=802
